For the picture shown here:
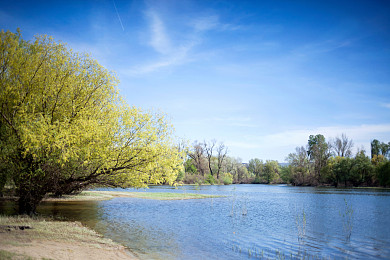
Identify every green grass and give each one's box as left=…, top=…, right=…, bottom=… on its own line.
left=0, top=250, right=21, bottom=260
left=352, top=186, right=390, bottom=190
left=0, top=249, right=45, bottom=260
left=85, top=190, right=222, bottom=200
left=0, top=215, right=118, bottom=247
left=0, top=249, right=51, bottom=260
left=44, top=191, right=114, bottom=201
left=44, top=190, right=221, bottom=202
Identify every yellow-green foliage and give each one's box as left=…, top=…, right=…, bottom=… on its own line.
left=0, top=29, right=183, bottom=199
left=222, top=172, right=233, bottom=185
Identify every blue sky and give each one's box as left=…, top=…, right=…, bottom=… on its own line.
left=1, top=0, right=390, bottom=162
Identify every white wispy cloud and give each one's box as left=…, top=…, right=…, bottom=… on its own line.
left=190, top=14, right=243, bottom=32
left=211, top=116, right=258, bottom=128
left=212, top=116, right=252, bottom=122
left=290, top=36, right=365, bottom=59
left=227, top=124, right=390, bottom=161
left=125, top=44, right=195, bottom=75
left=226, top=141, right=261, bottom=149
left=147, top=10, right=172, bottom=54
left=381, top=103, right=390, bottom=109
left=125, top=11, right=242, bottom=76
left=125, top=10, right=195, bottom=75
left=251, top=124, right=390, bottom=147
left=191, top=15, right=219, bottom=32
left=175, top=116, right=257, bottom=129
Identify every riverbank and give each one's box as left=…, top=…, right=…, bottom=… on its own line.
left=0, top=215, right=136, bottom=260
left=0, top=190, right=220, bottom=259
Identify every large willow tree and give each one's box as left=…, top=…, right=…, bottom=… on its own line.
left=0, top=29, right=183, bottom=214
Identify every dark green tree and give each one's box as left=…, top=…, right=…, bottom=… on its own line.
left=371, top=139, right=381, bottom=158
left=332, top=157, right=353, bottom=187
left=263, top=160, right=279, bottom=184
left=307, top=134, right=331, bottom=184
left=286, top=146, right=310, bottom=185
left=376, top=161, right=390, bottom=187
left=279, top=166, right=292, bottom=183
left=371, top=139, right=390, bottom=159
left=248, top=158, right=263, bottom=183
left=184, top=159, right=198, bottom=174
left=350, top=150, right=374, bottom=186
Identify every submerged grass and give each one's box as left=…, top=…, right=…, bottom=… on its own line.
left=45, top=190, right=222, bottom=201
left=109, top=191, right=221, bottom=200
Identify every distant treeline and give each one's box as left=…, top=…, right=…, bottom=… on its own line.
left=177, top=135, right=390, bottom=187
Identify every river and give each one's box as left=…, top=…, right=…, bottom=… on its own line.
left=2, top=184, right=390, bottom=259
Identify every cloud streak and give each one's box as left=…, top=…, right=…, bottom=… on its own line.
left=147, top=11, right=171, bottom=54
left=124, top=10, right=194, bottom=75
left=125, top=45, right=193, bottom=75
left=226, top=124, right=390, bottom=161
left=126, top=10, right=240, bottom=76
left=191, top=15, right=219, bottom=32
left=113, top=0, right=124, bottom=31
left=381, top=103, right=390, bottom=109
left=251, top=124, right=390, bottom=147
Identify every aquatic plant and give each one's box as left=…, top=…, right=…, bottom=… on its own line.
left=295, top=208, right=306, bottom=242
left=340, top=198, right=354, bottom=240
left=229, top=187, right=237, bottom=217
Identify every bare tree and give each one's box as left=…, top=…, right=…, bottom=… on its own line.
left=216, top=142, right=228, bottom=179
left=188, top=141, right=207, bottom=176
left=331, top=133, right=354, bottom=157
left=203, top=139, right=216, bottom=176
left=176, top=139, right=189, bottom=163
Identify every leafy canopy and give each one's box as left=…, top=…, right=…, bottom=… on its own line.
left=0, top=29, right=183, bottom=211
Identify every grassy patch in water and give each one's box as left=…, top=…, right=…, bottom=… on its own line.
left=85, top=190, right=221, bottom=200
left=0, top=189, right=223, bottom=203
left=44, top=190, right=221, bottom=201
left=44, top=191, right=114, bottom=201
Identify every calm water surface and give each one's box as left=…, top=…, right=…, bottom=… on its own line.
left=2, top=185, right=390, bottom=259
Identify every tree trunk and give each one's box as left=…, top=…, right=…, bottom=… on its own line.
left=18, top=192, right=44, bottom=215
left=16, top=170, right=48, bottom=215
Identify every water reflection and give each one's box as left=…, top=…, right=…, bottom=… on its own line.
left=1, top=185, right=390, bottom=259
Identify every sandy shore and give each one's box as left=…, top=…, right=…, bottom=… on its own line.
left=0, top=239, right=134, bottom=260
left=0, top=216, right=137, bottom=260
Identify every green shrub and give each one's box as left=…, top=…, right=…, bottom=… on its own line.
left=222, top=173, right=233, bottom=185
left=206, top=174, right=215, bottom=185
left=176, top=170, right=185, bottom=182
